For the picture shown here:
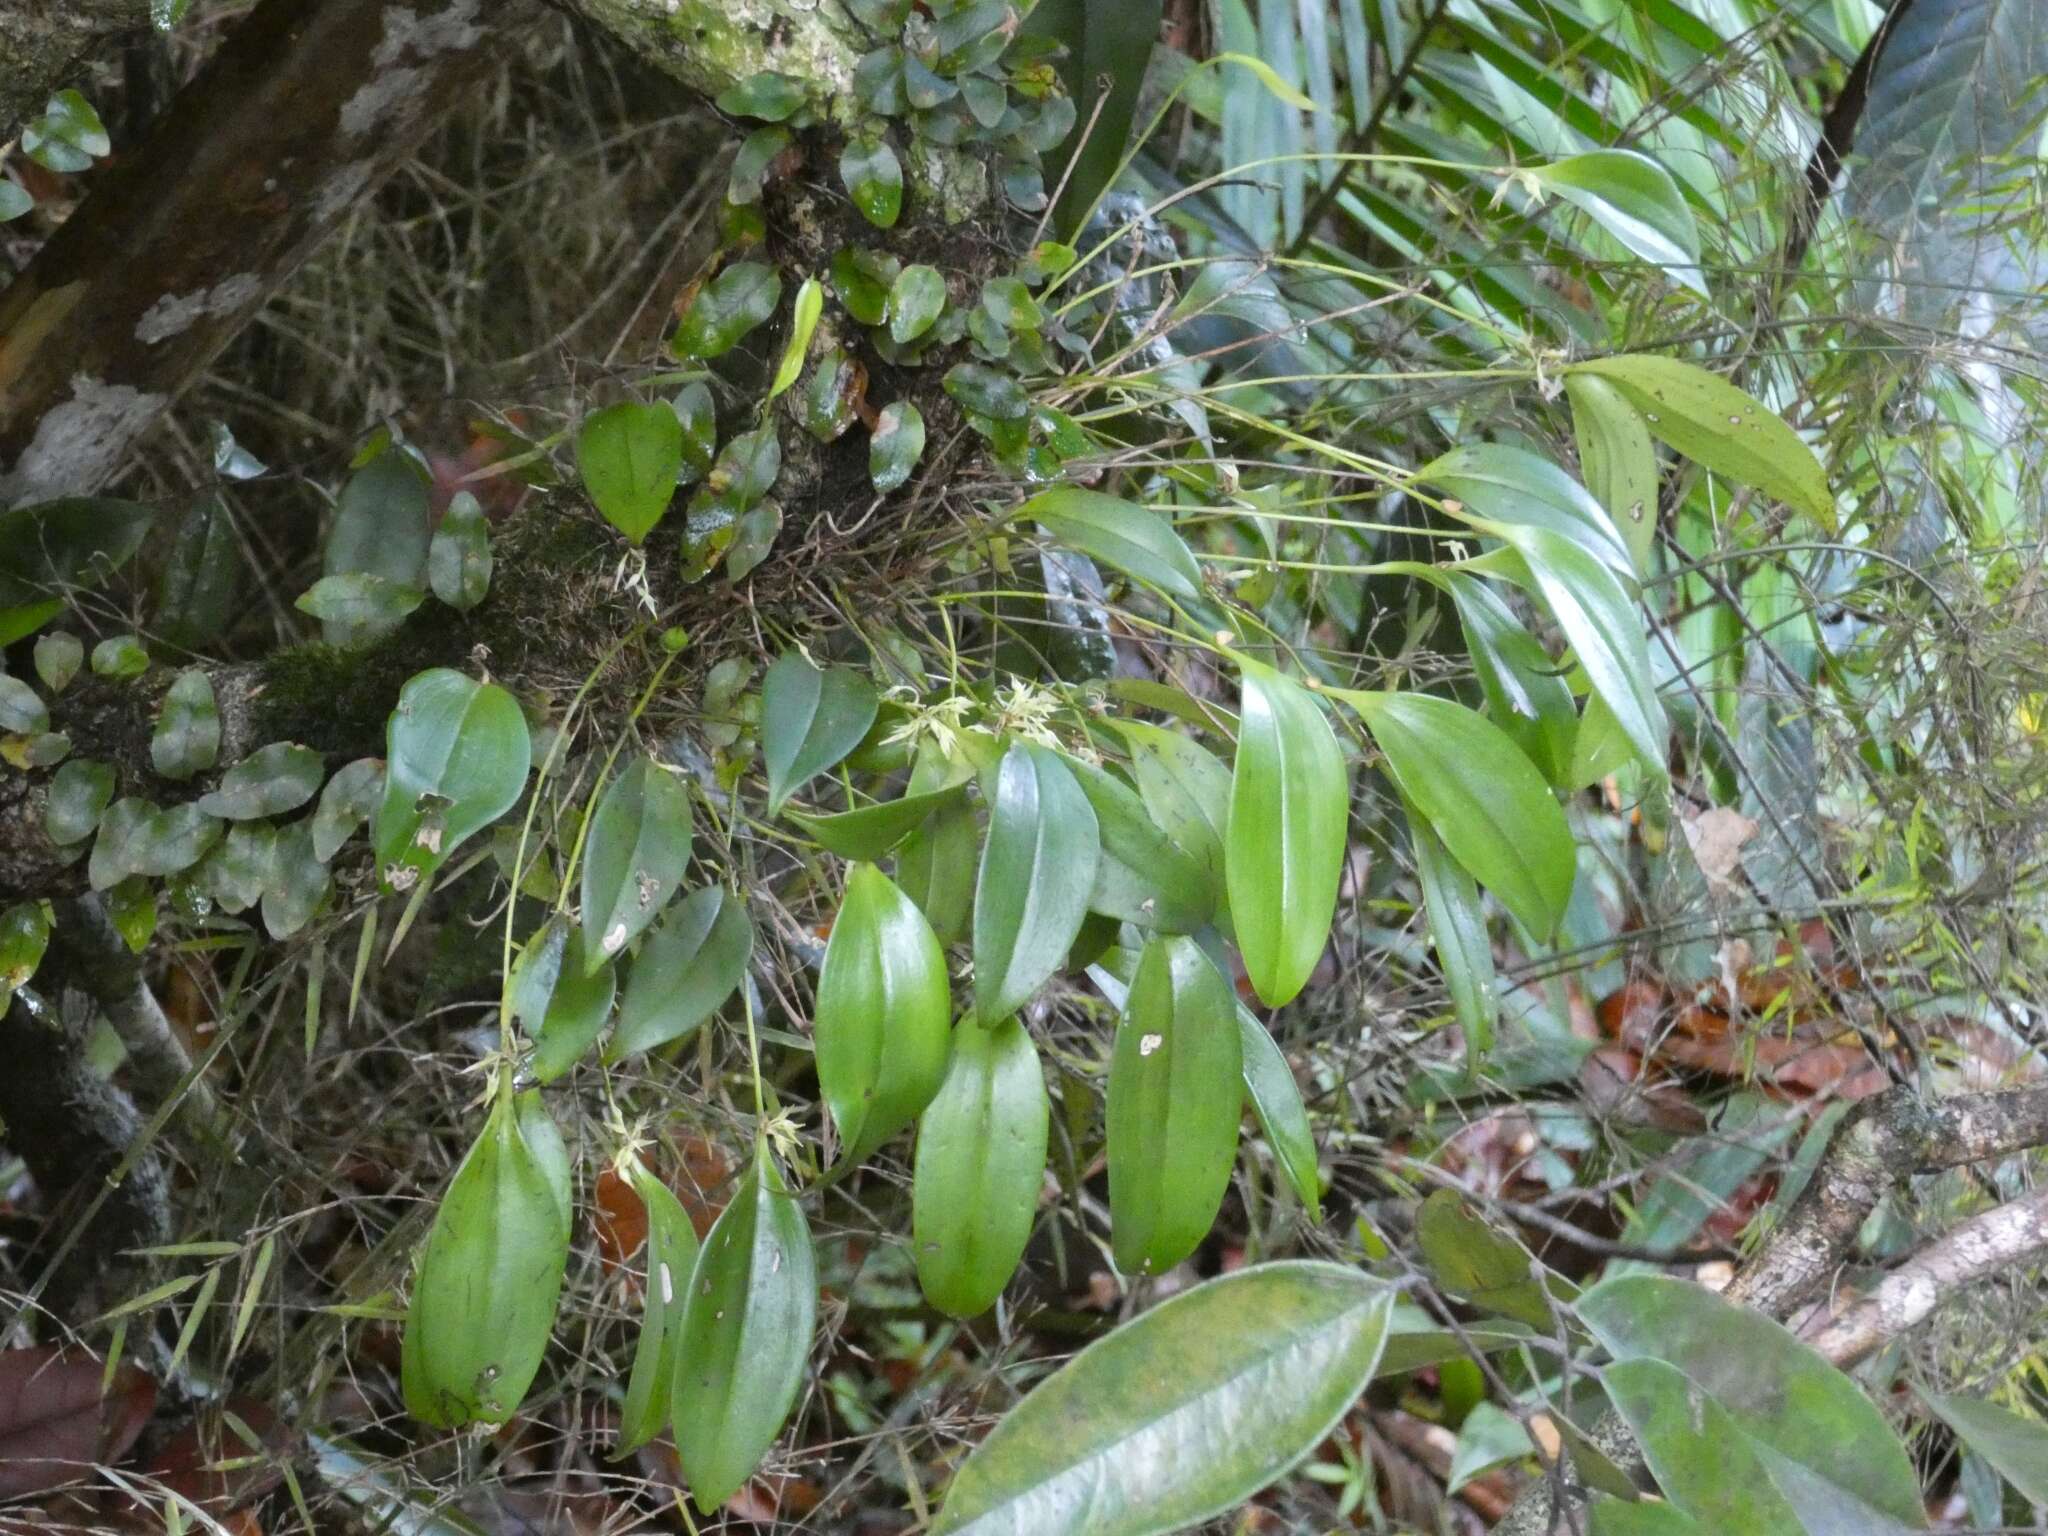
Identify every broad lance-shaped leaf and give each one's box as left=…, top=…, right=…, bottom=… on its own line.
left=788, top=782, right=966, bottom=861
left=1016, top=487, right=1205, bottom=605
left=1422, top=444, right=1634, bottom=583
left=672, top=1151, right=816, bottom=1514
left=527, top=926, right=615, bottom=1082
left=1566, top=355, right=1834, bottom=529
left=1601, top=1359, right=1807, bottom=1536
left=1408, top=807, right=1497, bottom=1062
left=899, top=792, right=977, bottom=945
left=1335, top=690, right=1573, bottom=938
left=402, top=1090, right=569, bottom=1427
left=1566, top=372, right=1660, bottom=576
left=974, top=742, right=1099, bottom=1024
left=814, top=863, right=951, bottom=1161
left=614, top=1162, right=700, bottom=1458
left=1115, top=720, right=1231, bottom=906
left=1235, top=1004, right=1321, bottom=1219
left=1064, top=755, right=1212, bottom=932
left=1225, top=660, right=1348, bottom=1008
left=931, top=1262, right=1393, bottom=1536
left=581, top=754, right=693, bottom=969
left=1446, top=571, right=1577, bottom=789
left=373, top=669, right=532, bottom=892
left=1529, top=149, right=1705, bottom=296
left=913, top=1016, right=1049, bottom=1317
left=608, top=884, right=754, bottom=1060
left=1108, top=934, right=1242, bottom=1276
left=760, top=649, right=879, bottom=815
left=1921, top=1391, right=2048, bottom=1507
left=1577, top=1274, right=1925, bottom=1528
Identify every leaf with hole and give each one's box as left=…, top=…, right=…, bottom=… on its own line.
left=1108, top=934, right=1243, bottom=1276
left=975, top=742, right=1099, bottom=1024
left=814, top=863, right=951, bottom=1161
left=609, top=884, right=755, bottom=1060
left=761, top=650, right=879, bottom=815
left=1226, top=660, right=1347, bottom=1008
left=373, top=669, right=532, bottom=892
left=913, top=1016, right=1048, bottom=1317
left=931, top=1261, right=1393, bottom=1536
left=671, top=1151, right=816, bottom=1514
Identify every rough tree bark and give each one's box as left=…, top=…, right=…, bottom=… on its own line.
left=0, top=0, right=150, bottom=145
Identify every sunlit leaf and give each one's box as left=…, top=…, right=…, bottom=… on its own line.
left=579, top=401, right=683, bottom=543
left=1530, top=150, right=1705, bottom=295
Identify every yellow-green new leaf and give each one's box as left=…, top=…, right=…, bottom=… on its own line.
left=769, top=277, right=823, bottom=400
left=931, top=1262, right=1393, bottom=1536
left=1225, top=661, right=1348, bottom=1007
left=402, top=1091, right=569, bottom=1427
left=1567, top=355, right=1833, bottom=529
left=580, top=755, right=694, bottom=970
left=913, top=1016, right=1049, bottom=1317
left=1339, top=690, right=1573, bottom=938
left=974, top=742, right=1099, bottom=1024
left=672, top=1153, right=816, bottom=1514
left=1108, top=935, right=1242, bottom=1276
left=815, top=863, right=951, bottom=1160
left=614, top=1163, right=700, bottom=1457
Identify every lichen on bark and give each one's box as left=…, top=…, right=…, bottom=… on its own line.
left=567, top=0, right=864, bottom=118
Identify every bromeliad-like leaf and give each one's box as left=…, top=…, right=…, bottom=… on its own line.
left=578, top=401, right=683, bottom=543
left=1337, top=690, right=1573, bottom=938
left=614, top=1163, right=700, bottom=1457
left=608, top=884, right=754, bottom=1060
left=1107, top=934, right=1242, bottom=1276
left=1566, top=356, right=1834, bottom=529
left=1578, top=1275, right=1925, bottom=1528
left=1017, top=487, right=1205, bottom=605
left=1529, top=149, right=1705, bottom=296
left=974, top=742, right=1099, bottom=1024
left=1225, top=660, right=1348, bottom=1008
left=814, top=863, right=952, bottom=1161
left=912, top=1016, right=1049, bottom=1317
left=401, top=1090, right=569, bottom=1427
left=930, top=1261, right=1393, bottom=1536
left=581, top=755, right=693, bottom=969
left=372, top=669, right=532, bottom=892
left=671, top=1151, right=816, bottom=1514
left=760, top=650, right=880, bottom=815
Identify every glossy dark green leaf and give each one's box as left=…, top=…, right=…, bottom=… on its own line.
left=1115, top=720, right=1231, bottom=902
left=672, top=381, right=717, bottom=483
left=841, top=136, right=904, bottom=228
left=322, top=449, right=430, bottom=646
left=579, top=402, right=682, bottom=543
left=0, top=675, right=47, bottom=735
left=428, top=493, right=492, bottom=611
left=1235, top=1004, right=1321, bottom=1219
left=45, top=758, right=114, bottom=845
left=1578, top=1274, right=1925, bottom=1526
left=761, top=650, right=880, bottom=815
left=311, top=757, right=383, bottom=861
left=1566, top=372, right=1660, bottom=575
left=1496, top=526, right=1667, bottom=768
left=801, top=347, right=860, bottom=443
left=931, top=1262, right=1393, bottom=1536
left=1108, top=934, right=1242, bottom=1276
left=1603, top=1359, right=1804, bottom=1536
left=830, top=246, right=899, bottom=326
left=402, top=1090, right=569, bottom=1427
left=870, top=401, right=926, bottom=493
left=913, top=1016, right=1049, bottom=1317
left=706, top=424, right=780, bottom=510
left=974, top=742, right=1099, bottom=1024
left=815, top=863, right=952, bottom=1160
left=1531, top=149, right=1704, bottom=295
left=1409, top=807, right=1497, bottom=1061
left=715, top=69, right=807, bottom=120
left=944, top=363, right=1029, bottom=421
left=0, top=497, right=155, bottom=612
left=33, top=632, right=81, bottom=695
left=1018, top=488, right=1205, bottom=604
left=1567, top=356, right=1833, bottom=528
left=1021, top=0, right=1168, bottom=235
left=154, top=493, right=243, bottom=649
left=194, top=741, right=324, bottom=820
left=1922, top=1392, right=2048, bottom=1506
left=1064, top=755, right=1212, bottom=931
left=728, top=125, right=791, bottom=205
left=150, top=669, right=219, bottom=782
left=615, top=1163, right=701, bottom=1457
left=672, top=1152, right=816, bottom=1514
left=1225, top=660, right=1348, bottom=1008
left=89, top=799, right=222, bottom=889
left=0, top=901, right=52, bottom=1011
left=1416, top=1190, right=1567, bottom=1329
left=294, top=572, right=426, bottom=630
left=1424, top=443, right=1634, bottom=583
left=608, top=884, right=754, bottom=1059
left=373, top=669, right=532, bottom=892
left=1446, top=573, right=1577, bottom=787
left=529, top=927, right=615, bottom=1081
left=1339, top=690, right=1573, bottom=937
left=788, top=782, right=966, bottom=861
left=581, top=755, right=693, bottom=969
left=888, top=264, right=946, bottom=344
left=675, top=261, right=783, bottom=359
